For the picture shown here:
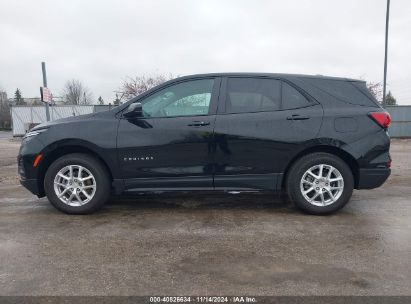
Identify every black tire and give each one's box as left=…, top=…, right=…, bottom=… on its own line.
left=286, top=152, right=354, bottom=215
left=44, top=153, right=111, bottom=214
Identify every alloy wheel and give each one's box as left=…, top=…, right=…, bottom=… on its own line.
left=300, top=164, right=344, bottom=207
left=53, top=165, right=97, bottom=207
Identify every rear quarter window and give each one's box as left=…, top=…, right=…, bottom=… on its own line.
left=300, top=78, right=379, bottom=107
left=282, top=82, right=311, bottom=109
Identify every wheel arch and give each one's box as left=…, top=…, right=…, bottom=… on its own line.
left=282, top=145, right=359, bottom=189
left=37, top=141, right=113, bottom=197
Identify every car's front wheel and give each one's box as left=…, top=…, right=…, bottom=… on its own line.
left=44, top=153, right=110, bottom=214
left=286, top=152, right=354, bottom=214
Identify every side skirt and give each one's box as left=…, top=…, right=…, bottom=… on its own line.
left=214, top=173, right=283, bottom=191
left=113, top=173, right=283, bottom=194
left=123, top=175, right=213, bottom=191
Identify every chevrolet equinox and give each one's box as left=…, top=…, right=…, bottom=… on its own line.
left=18, top=73, right=391, bottom=214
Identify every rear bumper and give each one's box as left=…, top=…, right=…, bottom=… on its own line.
left=356, top=168, right=391, bottom=189
left=20, top=178, right=40, bottom=196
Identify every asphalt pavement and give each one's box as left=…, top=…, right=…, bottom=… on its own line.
left=0, top=137, right=410, bottom=296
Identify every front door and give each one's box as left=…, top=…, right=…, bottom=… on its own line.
left=117, top=77, right=220, bottom=190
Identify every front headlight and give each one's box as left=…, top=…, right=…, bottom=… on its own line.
left=24, top=128, right=48, bottom=139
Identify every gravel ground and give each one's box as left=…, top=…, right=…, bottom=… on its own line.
left=0, top=130, right=13, bottom=139
left=0, top=135, right=410, bottom=296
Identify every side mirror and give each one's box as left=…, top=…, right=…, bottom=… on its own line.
left=123, top=102, right=143, bottom=118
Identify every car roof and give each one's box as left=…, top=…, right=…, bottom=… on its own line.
left=174, top=73, right=362, bottom=82
left=117, top=72, right=366, bottom=111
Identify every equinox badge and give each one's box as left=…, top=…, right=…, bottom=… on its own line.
left=123, top=156, right=154, bottom=161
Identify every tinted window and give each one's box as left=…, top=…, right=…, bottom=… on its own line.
left=301, top=78, right=378, bottom=107
left=351, top=81, right=380, bottom=105
left=226, top=78, right=281, bottom=113
left=282, top=82, right=310, bottom=109
left=141, top=79, right=214, bottom=118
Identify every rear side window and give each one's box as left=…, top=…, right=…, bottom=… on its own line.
left=225, top=78, right=311, bottom=113
left=226, top=78, right=281, bottom=113
left=301, top=78, right=378, bottom=107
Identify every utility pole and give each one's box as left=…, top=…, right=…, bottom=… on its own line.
left=382, top=0, right=390, bottom=107
left=42, top=62, right=51, bottom=121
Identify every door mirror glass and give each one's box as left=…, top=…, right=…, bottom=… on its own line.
left=124, top=102, right=143, bottom=118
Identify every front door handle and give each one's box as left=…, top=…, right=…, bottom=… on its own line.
left=286, top=114, right=310, bottom=121
left=187, top=121, right=210, bottom=127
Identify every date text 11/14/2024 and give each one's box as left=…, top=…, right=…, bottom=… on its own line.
left=149, top=296, right=257, bottom=303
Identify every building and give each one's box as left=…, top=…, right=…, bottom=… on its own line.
left=0, top=91, right=7, bottom=104
left=0, top=91, right=11, bottom=129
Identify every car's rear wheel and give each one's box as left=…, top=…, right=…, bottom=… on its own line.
left=44, top=153, right=110, bottom=214
left=286, top=152, right=354, bottom=214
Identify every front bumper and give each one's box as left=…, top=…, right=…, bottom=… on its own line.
left=20, top=178, right=40, bottom=196
left=18, top=136, right=45, bottom=197
left=18, top=154, right=43, bottom=197
left=356, top=168, right=391, bottom=189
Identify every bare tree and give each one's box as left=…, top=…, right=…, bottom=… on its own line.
left=113, top=94, right=121, bottom=106
left=0, top=88, right=11, bottom=129
left=62, top=79, right=94, bottom=105
left=366, top=82, right=383, bottom=102
left=116, top=74, right=174, bottom=101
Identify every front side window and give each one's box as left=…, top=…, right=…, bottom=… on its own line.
left=226, top=78, right=281, bottom=113
left=140, top=79, right=214, bottom=118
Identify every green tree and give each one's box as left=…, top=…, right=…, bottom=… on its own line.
left=14, top=88, right=25, bottom=105
left=98, top=96, right=104, bottom=105
left=385, top=91, right=397, bottom=106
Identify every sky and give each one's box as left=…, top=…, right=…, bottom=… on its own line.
left=0, top=0, right=410, bottom=104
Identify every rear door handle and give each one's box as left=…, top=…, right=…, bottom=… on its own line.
left=187, top=121, right=210, bottom=127
left=286, top=114, right=310, bottom=121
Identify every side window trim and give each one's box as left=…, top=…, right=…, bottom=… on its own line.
left=217, top=77, right=228, bottom=114
left=281, top=79, right=319, bottom=107
left=121, top=77, right=221, bottom=119
left=208, top=77, right=222, bottom=116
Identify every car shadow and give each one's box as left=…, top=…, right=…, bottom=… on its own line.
left=105, top=191, right=295, bottom=213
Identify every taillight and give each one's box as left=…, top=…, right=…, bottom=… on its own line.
left=368, top=111, right=391, bottom=129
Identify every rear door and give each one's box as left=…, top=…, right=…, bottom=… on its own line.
left=117, top=77, right=221, bottom=190
left=213, top=77, right=323, bottom=190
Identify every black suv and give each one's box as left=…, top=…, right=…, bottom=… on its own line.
left=18, top=73, right=391, bottom=214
